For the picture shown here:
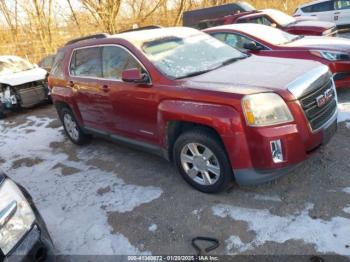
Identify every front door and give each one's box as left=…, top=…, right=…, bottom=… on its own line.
left=100, top=45, right=159, bottom=144
left=334, top=0, right=350, bottom=26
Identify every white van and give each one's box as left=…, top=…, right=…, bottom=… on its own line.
left=294, top=0, right=350, bottom=28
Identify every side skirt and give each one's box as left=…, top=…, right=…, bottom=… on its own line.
left=83, top=126, right=170, bottom=161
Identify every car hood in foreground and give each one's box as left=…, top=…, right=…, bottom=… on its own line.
left=183, top=55, right=328, bottom=100
left=0, top=67, right=47, bottom=86
left=288, top=20, right=335, bottom=30
left=285, top=36, right=350, bottom=52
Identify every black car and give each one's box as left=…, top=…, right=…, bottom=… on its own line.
left=0, top=174, right=54, bottom=262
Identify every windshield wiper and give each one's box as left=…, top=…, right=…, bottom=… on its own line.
left=175, top=55, right=248, bottom=80
left=175, top=68, right=216, bottom=79
left=221, top=55, right=248, bottom=66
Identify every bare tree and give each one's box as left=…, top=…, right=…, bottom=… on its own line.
left=79, top=0, right=122, bottom=34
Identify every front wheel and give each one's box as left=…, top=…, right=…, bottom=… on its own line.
left=60, top=107, right=90, bottom=145
left=173, top=128, right=233, bottom=193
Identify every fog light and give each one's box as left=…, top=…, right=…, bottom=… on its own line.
left=270, top=140, right=283, bottom=163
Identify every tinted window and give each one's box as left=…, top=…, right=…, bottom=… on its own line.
left=335, top=0, right=350, bottom=10
left=70, top=47, right=102, bottom=77
left=225, top=33, right=257, bottom=50
left=51, top=51, right=65, bottom=78
left=249, top=16, right=273, bottom=26
left=303, top=1, right=333, bottom=12
left=102, top=46, right=142, bottom=80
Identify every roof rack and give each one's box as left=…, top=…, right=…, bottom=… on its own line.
left=65, top=33, right=109, bottom=46
left=120, top=25, right=162, bottom=34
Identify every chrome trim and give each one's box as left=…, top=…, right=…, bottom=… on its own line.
left=0, top=200, right=17, bottom=230
left=296, top=78, right=338, bottom=134
left=68, top=44, right=153, bottom=85
left=287, top=65, right=330, bottom=99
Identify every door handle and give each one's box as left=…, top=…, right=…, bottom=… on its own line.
left=68, top=81, right=75, bottom=88
left=101, top=85, right=110, bottom=92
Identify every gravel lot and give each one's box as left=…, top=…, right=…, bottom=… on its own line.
left=0, top=88, right=350, bottom=261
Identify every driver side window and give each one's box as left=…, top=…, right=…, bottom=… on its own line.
left=102, top=46, right=142, bottom=80
left=249, top=16, right=273, bottom=26
left=211, top=33, right=263, bottom=51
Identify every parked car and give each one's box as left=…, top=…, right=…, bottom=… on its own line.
left=38, top=54, right=56, bottom=73
left=49, top=27, right=338, bottom=193
left=0, top=56, right=50, bottom=118
left=0, top=173, right=54, bottom=261
left=184, top=5, right=338, bottom=36
left=205, top=23, right=350, bottom=89
left=295, top=0, right=350, bottom=28
left=183, top=2, right=256, bottom=28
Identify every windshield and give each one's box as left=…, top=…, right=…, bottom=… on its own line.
left=243, top=24, right=301, bottom=45
left=265, top=9, right=296, bottom=27
left=0, top=57, right=35, bottom=76
left=141, top=33, right=247, bottom=79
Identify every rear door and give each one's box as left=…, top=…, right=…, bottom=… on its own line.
left=69, top=46, right=114, bottom=132
left=334, top=0, right=350, bottom=26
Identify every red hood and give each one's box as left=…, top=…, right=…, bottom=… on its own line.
left=284, top=36, right=350, bottom=53
left=180, top=55, right=327, bottom=101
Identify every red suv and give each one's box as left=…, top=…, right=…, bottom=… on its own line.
left=49, top=27, right=338, bottom=193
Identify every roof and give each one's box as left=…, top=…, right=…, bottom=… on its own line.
left=114, top=27, right=201, bottom=48
left=205, top=23, right=272, bottom=34
left=0, top=55, right=24, bottom=62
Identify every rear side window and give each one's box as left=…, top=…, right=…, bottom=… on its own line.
left=102, top=46, right=142, bottom=80
left=50, top=51, right=65, bottom=79
left=302, top=1, right=334, bottom=12
left=70, top=47, right=102, bottom=77
left=335, top=0, right=350, bottom=10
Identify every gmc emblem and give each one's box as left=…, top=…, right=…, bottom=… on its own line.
left=316, top=88, right=333, bottom=108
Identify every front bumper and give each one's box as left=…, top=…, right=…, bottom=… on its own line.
left=233, top=110, right=338, bottom=186
left=5, top=224, right=54, bottom=262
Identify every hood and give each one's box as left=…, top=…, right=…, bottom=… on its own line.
left=285, top=36, right=350, bottom=52
left=295, top=16, right=318, bottom=21
left=287, top=20, right=335, bottom=30
left=0, top=67, right=47, bottom=86
left=182, top=55, right=326, bottom=100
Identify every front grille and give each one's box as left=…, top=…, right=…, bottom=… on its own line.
left=298, top=78, right=337, bottom=131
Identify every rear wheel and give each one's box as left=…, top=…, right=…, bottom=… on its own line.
left=173, top=128, right=233, bottom=193
left=60, top=107, right=90, bottom=145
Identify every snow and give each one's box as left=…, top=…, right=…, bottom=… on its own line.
left=344, top=206, right=350, bottom=214
left=343, top=188, right=350, bottom=194
left=338, top=103, right=350, bottom=128
left=252, top=194, right=282, bottom=202
left=0, top=116, right=163, bottom=255
left=212, top=203, right=350, bottom=255
left=148, top=224, right=157, bottom=232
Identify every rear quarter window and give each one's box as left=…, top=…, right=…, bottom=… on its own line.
left=50, top=51, right=65, bottom=79
left=303, top=1, right=334, bottom=12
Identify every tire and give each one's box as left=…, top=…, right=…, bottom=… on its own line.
left=59, top=107, right=91, bottom=145
left=173, top=128, right=234, bottom=193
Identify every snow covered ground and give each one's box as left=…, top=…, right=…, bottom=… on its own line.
left=0, top=116, right=163, bottom=255
left=0, top=99, right=350, bottom=257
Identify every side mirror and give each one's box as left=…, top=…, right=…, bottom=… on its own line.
left=243, top=41, right=262, bottom=51
left=122, top=68, right=149, bottom=84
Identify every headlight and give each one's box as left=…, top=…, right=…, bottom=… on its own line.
left=242, top=93, right=294, bottom=127
left=310, top=50, right=350, bottom=61
left=0, top=179, right=35, bottom=255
